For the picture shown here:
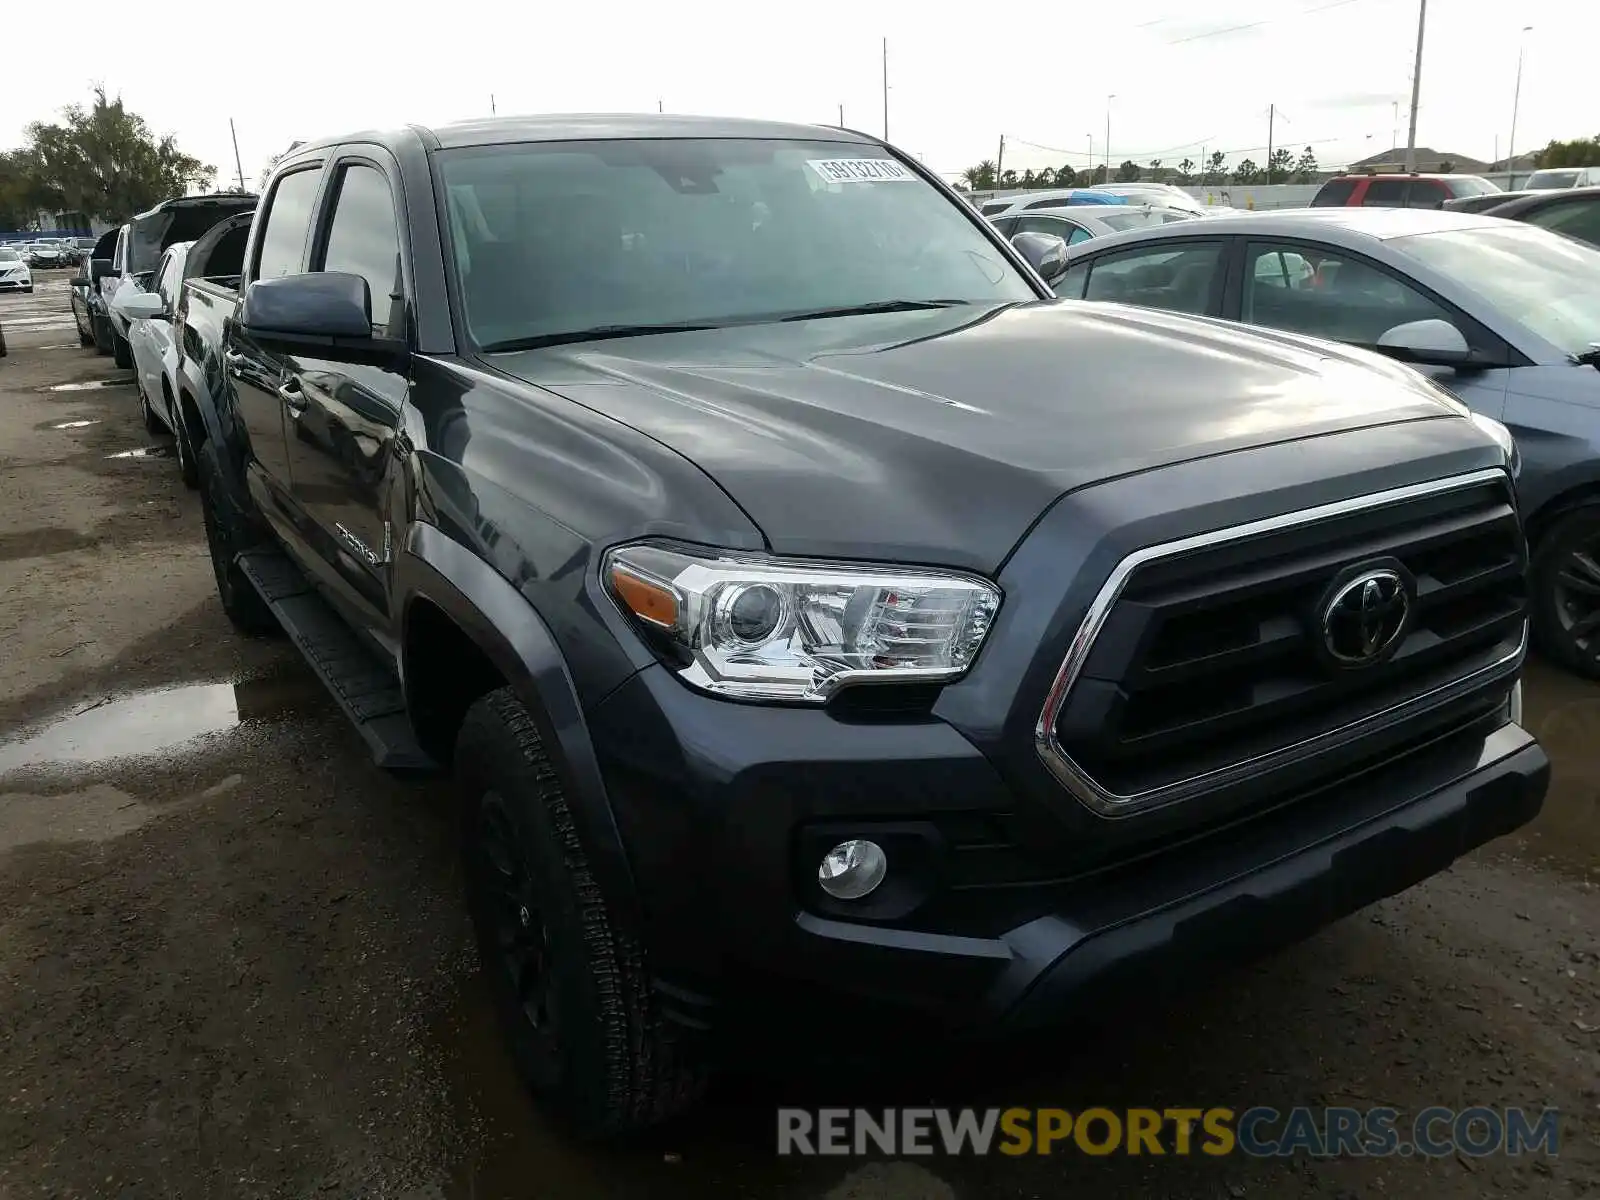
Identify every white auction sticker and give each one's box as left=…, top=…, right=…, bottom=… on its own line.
left=807, top=158, right=915, bottom=184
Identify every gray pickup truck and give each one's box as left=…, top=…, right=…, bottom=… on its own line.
left=175, top=114, right=1546, bottom=1135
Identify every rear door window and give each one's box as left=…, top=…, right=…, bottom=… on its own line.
left=1080, top=241, right=1223, bottom=315
left=1361, top=179, right=1409, bottom=207
left=1311, top=179, right=1357, bottom=206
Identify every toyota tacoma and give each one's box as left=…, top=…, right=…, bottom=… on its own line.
left=177, top=115, right=1547, bottom=1135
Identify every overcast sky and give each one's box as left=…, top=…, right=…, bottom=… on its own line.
left=2, top=0, right=1593, bottom=187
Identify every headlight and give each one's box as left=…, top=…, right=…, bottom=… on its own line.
left=604, top=542, right=1001, bottom=702
left=1469, top=413, right=1520, bottom=479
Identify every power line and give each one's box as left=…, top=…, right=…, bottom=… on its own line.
left=1150, top=0, right=1365, bottom=45
left=1004, top=132, right=1345, bottom=165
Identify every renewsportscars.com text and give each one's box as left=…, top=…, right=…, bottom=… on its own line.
left=776, top=1106, right=1560, bottom=1158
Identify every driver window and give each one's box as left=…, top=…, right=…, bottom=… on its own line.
left=1243, top=242, right=1456, bottom=345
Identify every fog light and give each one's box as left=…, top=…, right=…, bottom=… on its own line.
left=818, top=839, right=887, bottom=900
left=1510, top=680, right=1523, bottom=725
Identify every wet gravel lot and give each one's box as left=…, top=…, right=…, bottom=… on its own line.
left=1, top=273, right=1597, bottom=1199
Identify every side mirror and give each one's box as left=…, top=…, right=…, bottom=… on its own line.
left=240, top=271, right=406, bottom=361
left=1375, top=318, right=1472, bottom=367
left=1011, top=231, right=1070, bottom=283
left=69, top=275, right=89, bottom=289
left=112, top=290, right=169, bottom=322
left=89, top=257, right=115, bottom=282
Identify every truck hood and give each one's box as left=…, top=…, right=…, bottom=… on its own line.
left=490, top=300, right=1467, bottom=572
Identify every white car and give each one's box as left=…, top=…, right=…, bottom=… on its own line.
left=112, top=241, right=195, bottom=481
left=1524, top=166, right=1600, bottom=190
left=0, top=246, right=34, bottom=293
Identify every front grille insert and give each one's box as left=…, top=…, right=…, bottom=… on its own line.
left=1036, top=469, right=1525, bottom=817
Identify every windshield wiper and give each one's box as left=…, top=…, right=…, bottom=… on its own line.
left=776, top=299, right=971, bottom=322
left=480, top=322, right=721, bottom=353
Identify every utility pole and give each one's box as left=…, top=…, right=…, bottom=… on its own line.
left=228, top=118, right=245, bottom=192
left=882, top=37, right=889, bottom=141
left=996, top=135, right=1005, bottom=189
left=490, top=94, right=497, bottom=115
left=1508, top=25, right=1533, bottom=176
left=1267, top=104, right=1274, bottom=183
left=838, top=103, right=844, bottom=128
left=1391, top=100, right=1399, bottom=154
left=658, top=98, right=664, bottom=113
left=1404, top=0, right=1426, bottom=172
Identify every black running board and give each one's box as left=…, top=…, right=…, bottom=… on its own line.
left=236, top=549, right=439, bottom=772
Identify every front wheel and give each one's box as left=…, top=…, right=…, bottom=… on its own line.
left=457, top=688, right=705, bottom=1136
left=173, top=405, right=200, bottom=489
left=1531, top=503, right=1600, bottom=679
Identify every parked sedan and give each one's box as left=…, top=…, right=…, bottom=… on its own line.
left=1444, top=190, right=1534, bottom=213
left=111, top=242, right=194, bottom=477
left=992, top=205, right=1197, bottom=247
left=28, top=239, right=68, bottom=269
left=0, top=246, right=33, bottom=293
left=1473, top=186, right=1600, bottom=249
left=1053, top=207, right=1600, bottom=676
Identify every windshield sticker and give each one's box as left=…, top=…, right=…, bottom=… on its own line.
left=806, top=158, right=915, bottom=184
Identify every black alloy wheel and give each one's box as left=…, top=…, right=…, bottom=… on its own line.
left=1532, top=504, right=1600, bottom=679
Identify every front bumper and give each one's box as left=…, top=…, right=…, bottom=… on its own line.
left=588, top=667, right=1546, bottom=1035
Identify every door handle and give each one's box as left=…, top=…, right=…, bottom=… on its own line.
left=277, top=378, right=308, bottom=414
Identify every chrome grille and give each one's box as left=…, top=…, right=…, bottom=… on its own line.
left=1036, top=469, right=1525, bottom=817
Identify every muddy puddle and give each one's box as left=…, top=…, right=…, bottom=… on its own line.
left=105, top=444, right=173, bottom=460
left=43, top=377, right=135, bottom=392
left=0, top=673, right=330, bottom=775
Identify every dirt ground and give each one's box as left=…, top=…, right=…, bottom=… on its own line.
left=0, top=273, right=1596, bottom=1199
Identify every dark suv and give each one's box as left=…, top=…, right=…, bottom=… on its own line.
left=179, top=114, right=1545, bottom=1136
left=1312, top=172, right=1501, bottom=209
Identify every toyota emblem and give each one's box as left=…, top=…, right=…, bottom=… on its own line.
left=1321, top=568, right=1410, bottom=667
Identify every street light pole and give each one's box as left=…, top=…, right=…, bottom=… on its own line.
left=1508, top=25, right=1533, bottom=177
left=1105, top=95, right=1115, bottom=179
left=1404, top=0, right=1426, bottom=172
left=882, top=37, right=889, bottom=142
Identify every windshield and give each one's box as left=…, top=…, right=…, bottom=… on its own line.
left=1097, top=208, right=1192, bottom=231
left=0, top=249, right=18, bottom=262
left=1527, top=169, right=1581, bottom=190
left=439, top=138, right=1034, bottom=350
left=1445, top=177, right=1499, bottom=197
left=1397, top=224, right=1600, bottom=355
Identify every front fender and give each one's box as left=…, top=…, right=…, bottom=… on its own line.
left=400, top=521, right=638, bottom=909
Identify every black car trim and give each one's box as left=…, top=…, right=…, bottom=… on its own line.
left=401, top=521, right=640, bottom=907
left=1035, top=467, right=1521, bottom=816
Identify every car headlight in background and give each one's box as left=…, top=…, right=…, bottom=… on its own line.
left=1469, top=413, right=1520, bottom=479
left=605, top=542, right=1001, bottom=702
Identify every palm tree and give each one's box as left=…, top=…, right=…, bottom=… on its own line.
left=962, top=159, right=998, bottom=190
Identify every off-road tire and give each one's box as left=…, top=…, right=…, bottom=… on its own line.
left=456, top=687, right=706, bottom=1137
left=197, top=440, right=278, bottom=636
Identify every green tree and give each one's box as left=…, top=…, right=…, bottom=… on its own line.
left=1087, top=164, right=1108, bottom=185
left=1148, top=158, right=1163, bottom=179
left=1055, top=164, right=1077, bottom=187
left=1020, top=168, right=1036, bottom=189
left=961, top=160, right=997, bottom=190
left=1177, top=157, right=1195, bottom=184
left=1437, top=159, right=1455, bottom=174
left=1206, top=151, right=1226, bottom=186
left=1000, top=168, right=1018, bottom=187
left=1266, top=148, right=1294, bottom=183
left=1116, top=159, right=1141, bottom=182
left=1233, top=158, right=1260, bottom=185
left=1293, top=146, right=1319, bottom=183
left=1534, top=136, right=1600, bottom=168
left=12, top=87, right=213, bottom=224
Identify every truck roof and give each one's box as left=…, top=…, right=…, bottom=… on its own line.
left=283, top=113, right=880, bottom=159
